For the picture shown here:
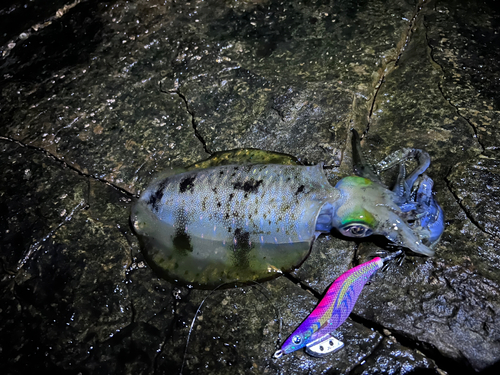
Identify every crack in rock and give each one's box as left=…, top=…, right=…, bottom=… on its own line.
left=421, top=19, right=493, bottom=241
left=349, top=312, right=456, bottom=374
left=444, top=169, right=496, bottom=239
left=366, top=75, right=387, bottom=132
left=423, top=23, right=486, bottom=154
left=16, top=200, right=87, bottom=271
left=364, top=1, right=427, bottom=136
left=348, top=333, right=384, bottom=373
left=164, top=87, right=212, bottom=155
left=271, top=104, right=285, bottom=122
left=0, top=135, right=134, bottom=198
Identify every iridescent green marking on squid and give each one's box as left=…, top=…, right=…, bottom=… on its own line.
left=336, top=176, right=373, bottom=187
left=340, top=207, right=377, bottom=228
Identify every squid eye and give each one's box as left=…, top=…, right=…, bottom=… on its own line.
left=341, top=224, right=373, bottom=238
left=292, top=335, right=302, bottom=345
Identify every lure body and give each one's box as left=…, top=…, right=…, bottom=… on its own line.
left=280, top=257, right=384, bottom=355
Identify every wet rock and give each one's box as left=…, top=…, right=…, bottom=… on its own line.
left=291, top=234, right=356, bottom=292
left=0, top=0, right=208, bottom=194
left=351, top=337, right=439, bottom=375
left=448, top=157, right=500, bottom=239
left=361, top=11, right=482, bottom=183
left=0, top=141, right=87, bottom=269
left=159, top=0, right=420, bottom=165
left=424, top=0, right=500, bottom=152
left=168, top=277, right=382, bottom=374
left=2, top=0, right=500, bottom=373
left=347, top=1, right=500, bottom=372
left=0, top=1, right=58, bottom=44
left=354, top=253, right=500, bottom=372
left=0, top=140, right=135, bottom=372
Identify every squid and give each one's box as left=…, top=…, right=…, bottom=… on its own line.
left=131, top=131, right=444, bottom=287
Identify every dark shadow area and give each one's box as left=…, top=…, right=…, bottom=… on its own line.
left=0, top=0, right=69, bottom=46
left=350, top=313, right=476, bottom=375
left=479, top=360, right=500, bottom=375
left=0, top=0, right=117, bottom=84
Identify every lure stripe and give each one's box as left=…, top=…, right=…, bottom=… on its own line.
left=281, top=257, right=383, bottom=354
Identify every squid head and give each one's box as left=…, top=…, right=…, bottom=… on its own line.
left=331, top=175, right=435, bottom=257
left=328, top=129, right=445, bottom=257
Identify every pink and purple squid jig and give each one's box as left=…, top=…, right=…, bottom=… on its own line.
left=276, top=256, right=387, bottom=357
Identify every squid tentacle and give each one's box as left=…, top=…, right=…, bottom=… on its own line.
left=347, top=130, right=444, bottom=253
left=351, top=129, right=383, bottom=185
left=374, top=147, right=431, bottom=190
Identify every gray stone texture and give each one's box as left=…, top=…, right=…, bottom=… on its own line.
left=1, top=0, right=499, bottom=373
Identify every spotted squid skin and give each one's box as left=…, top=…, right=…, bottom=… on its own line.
left=280, top=257, right=383, bottom=355
left=131, top=163, right=341, bottom=287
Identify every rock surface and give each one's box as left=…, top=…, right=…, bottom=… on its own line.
left=1, top=0, right=499, bottom=374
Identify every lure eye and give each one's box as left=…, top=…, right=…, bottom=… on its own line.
left=292, top=335, right=302, bottom=345
left=341, top=224, right=373, bottom=238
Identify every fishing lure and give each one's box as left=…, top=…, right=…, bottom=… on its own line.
left=275, top=252, right=401, bottom=358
